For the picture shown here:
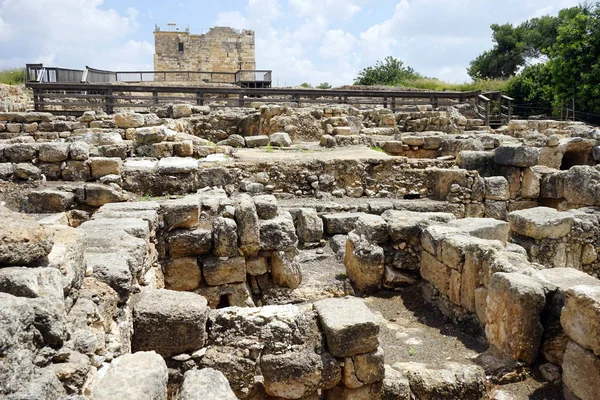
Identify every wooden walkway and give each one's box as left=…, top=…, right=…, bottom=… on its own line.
left=27, top=82, right=491, bottom=112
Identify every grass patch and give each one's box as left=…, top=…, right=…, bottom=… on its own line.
left=0, top=68, right=25, bottom=85
left=265, top=143, right=274, bottom=153
left=395, top=77, right=510, bottom=92
left=369, top=145, right=384, bottom=152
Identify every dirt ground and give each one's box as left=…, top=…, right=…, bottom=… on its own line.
left=275, top=247, right=565, bottom=400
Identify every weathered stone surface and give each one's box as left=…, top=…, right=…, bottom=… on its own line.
left=213, top=217, right=238, bottom=257
left=245, top=135, right=269, bottom=148
left=447, top=218, right=509, bottom=244
left=164, top=257, right=201, bottom=291
left=484, top=176, right=510, bottom=201
left=560, top=285, right=600, bottom=356
left=314, top=297, right=379, bottom=357
left=180, top=368, right=237, bottom=400
left=270, top=132, right=292, bottom=147
left=261, top=350, right=325, bottom=399
left=202, top=256, right=246, bottom=286
left=26, top=190, right=76, bottom=213
left=69, top=141, right=90, bottom=160
left=84, top=183, right=126, bottom=207
left=322, top=213, right=364, bottom=235
left=345, top=234, right=384, bottom=293
left=259, top=211, right=298, bottom=251
left=135, top=127, right=168, bottom=145
left=161, top=198, right=199, bottom=231
left=14, top=163, right=41, bottom=180
left=246, top=256, right=269, bottom=276
left=393, top=362, right=486, bottom=400
left=235, top=194, right=260, bottom=256
left=342, top=347, right=385, bottom=389
left=271, top=250, right=302, bottom=289
left=0, top=206, right=53, bottom=266
left=253, top=194, right=279, bottom=219
left=382, top=365, right=410, bottom=400
left=172, top=103, right=193, bottom=119
left=354, top=214, right=388, bottom=244
left=132, top=289, right=208, bottom=357
left=47, top=226, right=85, bottom=294
left=114, top=112, right=145, bottom=128
left=420, top=250, right=451, bottom=296
left=494, top=145, right=540, bottom=167
left=167, top=228, right=212, bottom=258
left=297, top=208, right=324, bottom=243
left=38, top=142, right=69, bottom=162
left=486, top=272, right=546, bottom=364
left=562, top=340, right=600, bottom=400
left=508, top=207, right=573, bottom=239
left=521, top=167, right=541, bottom=199
left=93, top=351, right=168, bottom=400
left=157, top=157, right=198, bottom=174
left=90, top=157, right=122, bottom=179
left=325, top=382, right=383, bottom=400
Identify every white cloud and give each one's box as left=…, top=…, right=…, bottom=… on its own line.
left=216, top=11, right=248, bottom=30
left=289, top=0, right=362, bottom=19
left=0, top=0, right=151, bottom=70
left=319, top=30, right=356, bottom=58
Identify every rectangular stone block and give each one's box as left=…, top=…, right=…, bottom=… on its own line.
left=562, top=340, right=600, bottom=400
left=560, top=285, right=600, bottom=356
left=314, top=297, right=379, bottom=357
left=322, top=213, right=364, bottom=235
left=202, top=256, right=246, bottom=286
left=90, top=157, right=122, bottom=179
left=420, top=251, right=451, bottom=296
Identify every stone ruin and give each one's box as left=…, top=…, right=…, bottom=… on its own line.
left=1, top=96, right=600, bottom=400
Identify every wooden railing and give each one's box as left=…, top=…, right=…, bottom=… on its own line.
left=26, top=82, right=483, bottom=116
left=476, top=91, right=513, bottom=125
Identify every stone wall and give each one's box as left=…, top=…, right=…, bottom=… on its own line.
left=153, top=27, right=255, bottom=81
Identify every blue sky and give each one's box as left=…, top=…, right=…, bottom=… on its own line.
left=0, top=0, right=582, bottom=86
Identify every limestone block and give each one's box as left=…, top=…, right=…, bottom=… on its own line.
left=38, top=142, right=69, bottom=162
left=354, top=214, right=388, bottom=244
left=0, top=205, right=53, bottom=266
left=213, top=217, right=238, bottom=257
left=234, top=194, right=260, bottom=256
left=152, top=142, right=174, bottom=158
left=314, top=296, right=379, bottom=357
left=93, top=351, right=168, bottom=400
left=14, top=163, right=41, bottom=180
left=271, top=250, right=302, bottom=289
left=484, top=200, right=507, bottom=220
left=0, top=162, right=13, bottom=180
left=167, top=228, right=212, bottom=258
left=325, top=382, right=383, bottom=400
left=218, top=134, right=245, bottom=148
left=420, top=251, right=451, bottom=296
left=485, top=272, right=546, bottom=364
left=173, top=140, right=194, bottom=157
left=521, top=167, right=541, bottom=199
left=261, top=350, right=325, bottom=398
left=259, top=211, right=298, bottom=251
left=456, top=151, right=495, bottom=176
left=26, top=190, right=75, bottom=213
left=563, top=341, right=600, bottom=400
left=297, top=208, right=324, bottom=243
left=484, top=176, right=510, bottom=201
left=90, top=157, right=122, bottom=179
left=115, top=112, right=145, bottom=128
left=161, top=198, right=199, bottom=231
left=382, top=365, right=410, bottom=400
left=83, top=183, right=126, bottom=207
left=494, top=145, right=540, bottom=167
left=202, top=256, right=246, bottom=286
left=382, top=210, right=455, bottom=244
left=474, top=287, right=487, bottom=324
left=322, top=212, right=364, bottom=235
left=164, top=257, right=201, bottom=291
left=246, top=256, right=269, bottom=276
left=447, top=218, right=509, bottom=244
left=253, top=194, right=278, bottom=219
left=157, top=157, right=198, bottom=174
left=342, top=347, right=385, bottom=389
left=135, top=127, right=168, bottom=145
left=560, top=285, right=600, bottom=356
left=69, top=141, right=89, bottom=161
left=62, top=160, right=91, bottom=181
left=132, top=289, right=208, bottom=357
left=172, top=104, right=193, bottom=118
left=381, top=141, right=403, bottom=155
left=4, top=143, right=38, bottom=162
left=244, top=135, right=269, bottom=148
left=394, top=362, right=485, bottom=400
left=345, top=234, right=384, bottom=293
left=180, top=368, right=237, bottom=400
left=383, top=265, right=417, bottom=288
left=508, top=207, right=573, bottom=239
left=432, top=169, right=467, bottom=200
left=269, top=132, right=292, bottom=147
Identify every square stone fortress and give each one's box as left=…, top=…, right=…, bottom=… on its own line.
left=153, top=26, right=256, bottom=81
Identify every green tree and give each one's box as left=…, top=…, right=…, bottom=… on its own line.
left=505, top=63, right=554, bottom=117
left=354, top=56, right=421, bottom=86
left=316, top=82, right=332, bottom=89
left=300, top=82, right=312, bottom=88
left=547, top=3, right=600, bottom=115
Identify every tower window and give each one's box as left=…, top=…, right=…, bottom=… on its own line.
left=178, top=42, right=184, bottom=52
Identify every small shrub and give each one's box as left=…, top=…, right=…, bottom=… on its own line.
left=316, top=82, right=332, bottom=89
left=0, top=68, right=25, bottom=85
left=369, top=145, right=384, bottom=152
left=265, top=143, right=274, bottom=153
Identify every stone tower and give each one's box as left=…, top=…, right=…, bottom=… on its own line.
left=153, top=26, right=256, bottom=78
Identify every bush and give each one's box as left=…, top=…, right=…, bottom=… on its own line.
left=316, top=82, right=332, bottom=89
left=354, top=56, right=421, bottom=86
